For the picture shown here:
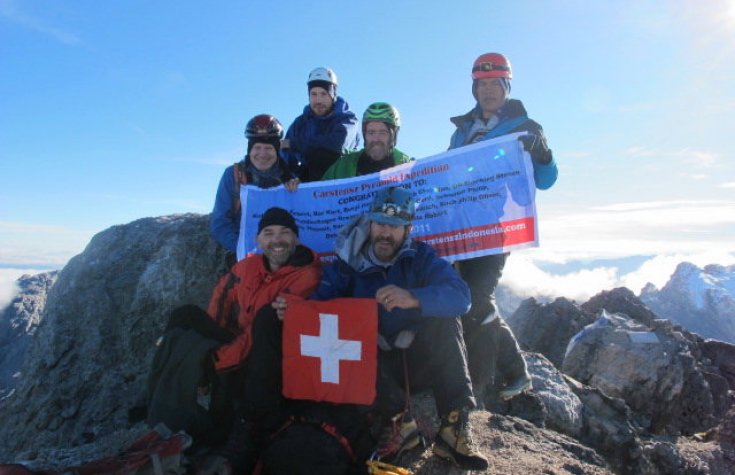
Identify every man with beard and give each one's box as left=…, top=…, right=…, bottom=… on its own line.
left=151, top=207, right=321, bottom=475
left=271, top=187, right=489, bottom=471
left=321, top=102, right=411, bottom=180
left=210, top=206, right=321, bottom=373
left=281, top=67, right=360, bottom=182
left=449, top=52, right=558, bottom=403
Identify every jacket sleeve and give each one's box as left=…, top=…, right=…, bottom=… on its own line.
left=283, top=119, right=304, bottom=171
left=283, top=265, right=322, bottom=299
left=520, top=122, right=558, bottom=190
left=209, top=166, right=239, bottom=253
left=310, top=263, right=351, bottom=301
left=408, top=248, right=471, bottom=318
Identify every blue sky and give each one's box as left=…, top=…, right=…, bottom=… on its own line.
left=1, top=0, right=734, bottom=305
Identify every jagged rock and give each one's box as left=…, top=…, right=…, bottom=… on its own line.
left=506, top=297, right=595, bottom=368
left=563, top=311, right=729, bottom=436
left=394, top=411, right=613, bottom=475
left=0, top=214, right=226, bottom=461
left=582, top=287, right=658, bottom=326
left=564, top=375, right=647, bottom=474
left=514, top=353, right=583, bottom=437
left=0, top=213, right=732, bottom=474
left=0, top=271, right=58, bottom=400
left=640, top=263, right=735, bottom=344
left=702, top=340, right=735, bottom=389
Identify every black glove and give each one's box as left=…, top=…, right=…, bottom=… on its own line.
left=519, top=133, right=553, bottom=165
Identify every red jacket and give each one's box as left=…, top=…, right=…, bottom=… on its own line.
left=209, top=245, right=321, bottom=371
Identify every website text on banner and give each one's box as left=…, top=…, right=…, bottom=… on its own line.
left=237, top=132, right=538, bottom=262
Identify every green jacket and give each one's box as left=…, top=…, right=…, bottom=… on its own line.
left=321, top=148, right=412, bottom=180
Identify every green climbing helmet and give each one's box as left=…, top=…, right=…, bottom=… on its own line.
left=363, top=102, right=401, bottom=129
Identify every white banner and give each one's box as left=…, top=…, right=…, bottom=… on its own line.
left=237, top=132, right=538, bottom=262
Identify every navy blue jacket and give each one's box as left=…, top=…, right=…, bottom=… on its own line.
left=283, top=96, right=360, bottom=181
left=311, top=216, right=470, bottom=343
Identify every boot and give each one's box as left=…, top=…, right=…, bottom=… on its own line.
left=432, top=408, right=489, bottom=470
left=375, top=412, right=422, bottom=460
left=499, top=372, right=532, bottom=400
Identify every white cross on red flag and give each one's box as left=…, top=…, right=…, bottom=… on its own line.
left=282, top=295, right=377, bottom=405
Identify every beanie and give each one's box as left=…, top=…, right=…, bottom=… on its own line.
left=258, top=207, right=299, bottom=236
left=308, top=80, right=337, bottom=100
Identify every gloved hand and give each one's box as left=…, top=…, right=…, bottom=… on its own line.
left=196, top=454, right=232, bottom=475
left=519, top=133, right=553, bottom=165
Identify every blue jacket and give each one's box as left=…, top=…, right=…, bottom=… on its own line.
left=283, top=96, right=361, bottom=181
left=449, top=99, right=558, bottom=190
left=209, top=159, right=293, bottom=252
left=311, top=216, right=470, bottom=343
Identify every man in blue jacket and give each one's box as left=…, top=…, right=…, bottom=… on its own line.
left=281, top=67, right=360, bottom=182
left=273, top=186, right=489, bottom=470
left=449, top=52, right=559, bottom=403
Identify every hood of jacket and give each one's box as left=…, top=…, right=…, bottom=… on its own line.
left=334, top=214, right=413, bottom=273
left=450, top=98, right=528, bottom=127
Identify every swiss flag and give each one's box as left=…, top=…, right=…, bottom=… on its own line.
left=282, top=295, right=377, bottom=405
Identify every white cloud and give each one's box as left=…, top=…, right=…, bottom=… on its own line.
left=0, top=221, right=93, bottom=267
left=523, top=200, right=735, bottom=272
left=503, top=251, right=735, bottom=303
left=675, top=148, right=721, bottom=168
left=503, top=256, right=619, bottom=302
left=720, top=182, right=735, bottom=189
left=0, top=0, right=82, bottom=45
left=502, top=200, right=735, bottom=302
left=623, top=147, right=722, bottom=167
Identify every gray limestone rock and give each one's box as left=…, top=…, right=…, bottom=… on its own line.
left=506, top=297, right=596, bottom=369
left=0, top=214, right=226, bottom=461
left=563, top=310, right=727, bottom=436
left=0, top=271, right=58, bottom=400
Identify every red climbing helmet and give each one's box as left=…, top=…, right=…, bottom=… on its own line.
left=244, top=114, right=284, bottom=140
left=471, top=53, right=512, bottom=80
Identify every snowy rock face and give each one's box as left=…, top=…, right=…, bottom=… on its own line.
left=640, top=262, right=735, bottom=344
left=0, top=271, right=58, bottom=399
left=0, top=214, right=226, bottom=461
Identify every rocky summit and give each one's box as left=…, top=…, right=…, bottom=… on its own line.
left=0, top=214, right=733, bottom=474
left=641, top=262, right=735, bottom=344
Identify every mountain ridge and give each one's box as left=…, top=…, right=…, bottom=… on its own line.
left=0, top=213, right=732, bottom=474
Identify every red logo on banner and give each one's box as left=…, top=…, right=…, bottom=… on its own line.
left=282, top=295, right=377, bottom=405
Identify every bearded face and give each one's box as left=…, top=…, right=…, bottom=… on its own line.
left=257, top=225, right=298, bottom=270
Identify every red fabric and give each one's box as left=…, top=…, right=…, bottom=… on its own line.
left=282, top=295, right=377, bottom=405
left=210, top=249, right=321, bottom=371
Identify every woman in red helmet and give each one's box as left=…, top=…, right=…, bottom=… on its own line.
left=449, top=53, right=558, bottom=403
left=210, top=114, right=300, bottom=255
